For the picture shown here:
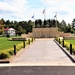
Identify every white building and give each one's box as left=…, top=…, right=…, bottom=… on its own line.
left=4, top=28, right=16, bottom=36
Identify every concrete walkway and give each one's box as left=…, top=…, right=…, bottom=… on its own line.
left=12, top=38, right=72, bottom=64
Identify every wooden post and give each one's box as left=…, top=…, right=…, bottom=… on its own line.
left=14, top=45, right=16, bottom=55
left=32, top=38, right=33, bottom=42
left=34, top=38, right=35, bottom=40
left=70, top=44, right=72, bottom=55
left=23, top=41, right=25, bottom=48
left=59, top=38, right=60, bottom=44
left=62, top=39, right=64, bottom=47
left=28, top=39, right=30, bottom=44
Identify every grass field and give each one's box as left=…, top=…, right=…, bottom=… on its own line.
left=65, top=40, right=75, bottom=45
left=0, top=37, right=22, bottom=50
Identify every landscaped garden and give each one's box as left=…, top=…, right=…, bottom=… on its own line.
left=0, top=36, right=34, bottom=59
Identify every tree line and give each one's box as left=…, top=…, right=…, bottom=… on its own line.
left=35, top=19, right=74, bottom=34
left=0, top=18, right=75, bottom=35
left=0, top=19, right=34, bottom=35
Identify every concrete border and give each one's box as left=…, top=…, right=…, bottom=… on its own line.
left=54, top=40, right=75, bottom=63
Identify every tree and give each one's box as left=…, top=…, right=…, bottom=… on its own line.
left=52, top=19, right=56, bottom=27
left=5, top=20, right=11, bottom=28
left=38, top=19, right=42, bottom=27
left=44, top=20, right=46, bottom=27
left=28, top=20, right=33, bottom=32
left=48, top=19, right=52, bottom=27
left=72, top=19, right=75, bottom=30
left=60, top=20, right=67, bottom=32
left=17, top=26, right=25, bottom=35
left=35, top=20, right=40, bottom=28
left=0, top=19, right=5, bottom=35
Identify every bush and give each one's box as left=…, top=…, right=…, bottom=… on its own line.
left=16, top=43, right=23, bottom=51
left=55, top=37, right=59, bottom=41
left=0, top=52, right=10, bottom=59
left=72, top=50, right=75, bottom=54
left=6, top=34, right=10, bottom=38
left=6, top=49, right=14, bottom=55
left=64, top=41, right=70, bottom=50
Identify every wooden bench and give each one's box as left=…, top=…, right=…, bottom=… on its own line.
left=12, top=38, right=27, bottom=41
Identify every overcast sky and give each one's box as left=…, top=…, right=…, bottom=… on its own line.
left=0, top=0, right=75, bottom=24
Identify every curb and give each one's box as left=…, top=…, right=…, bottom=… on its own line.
left=0, top=60, right=10, bottom=63
left=54, top=40, right=75, bottom=63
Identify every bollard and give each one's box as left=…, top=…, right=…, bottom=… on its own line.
left=59, top=38, right=60, bottom=44
left=70, top=44, right=72, bottom=55
left=14, top=45, right=16, bottom=55
left=28, top=39, right=30, bottom=44
left=32, top=38, right=33, bottom=42
left=34, top=37, right=35, bottom=41
left=62, top=39, right=65, bottom=47
left=23, top=41, right=25, bottom=48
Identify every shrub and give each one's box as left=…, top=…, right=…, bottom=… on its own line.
left=0, top=51, right=10, bottom=59
left=30, top=38, right=33, bottom=42
left=55, top=37, right=59, bottom=41
left=25, top=40, right=29, bottom=46
left=6, top=49, right=14, bottom=55
left=64, top=41, right=70, bottom=50
left=6, top=34, right=10, bottom=38
left=16, top=42, right=23, bottom=51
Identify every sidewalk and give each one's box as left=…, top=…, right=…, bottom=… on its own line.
left=12, top=38, right=72, bottom=64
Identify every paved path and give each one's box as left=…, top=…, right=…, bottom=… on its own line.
left=12, top=39, right=72, bottom=64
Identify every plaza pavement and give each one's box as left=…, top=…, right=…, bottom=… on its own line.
left=12, top=38, right=73, bottom=65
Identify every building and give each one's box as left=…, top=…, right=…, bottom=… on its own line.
left=4, top=28, right=15, bottom=36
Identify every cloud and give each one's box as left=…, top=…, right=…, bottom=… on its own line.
left=0, top=0, right=28, bottom=20
left=0, top=1, right=15, bottom=12
left=41, top=0, right=75, bottom=23
left=0, top=0, right=75, bottom=24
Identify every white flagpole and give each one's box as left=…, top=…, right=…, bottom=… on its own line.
left=56, top=12, right=57, bottom=27
left=31, top=14, right=35, bottom=28
left=54, top=12, right=57, bottom=27
left=43, top=8, right=46, bottom=20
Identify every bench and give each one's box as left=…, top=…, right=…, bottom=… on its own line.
left=12, top=38, right=27, bottom=41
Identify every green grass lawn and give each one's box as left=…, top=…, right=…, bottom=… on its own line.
left=0, top=36, right=34, bottom=59
left=0, top=37, right=22, bottom=50
left=65, top=40, right=75, bottom=45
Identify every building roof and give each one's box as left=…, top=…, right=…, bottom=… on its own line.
left=4, top=28, right=15, bottom=31
left=4, top=28, right=10, bottom=31
left=9, top=28, right=15, bottom=30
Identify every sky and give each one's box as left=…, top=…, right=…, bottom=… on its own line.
left=0, top=0, right=75, bottom=24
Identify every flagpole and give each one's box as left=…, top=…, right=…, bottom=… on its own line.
left=43, top=8, right=46, bottom=20
left=31, top=14, right=35, bottom=28
left=56, top=12, right=57, bottom=27
left=54, top=12, right=57, bottom=27
left=44, top=9, right=46, bottom=20
left=33, top=17, right=35, bottom=28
